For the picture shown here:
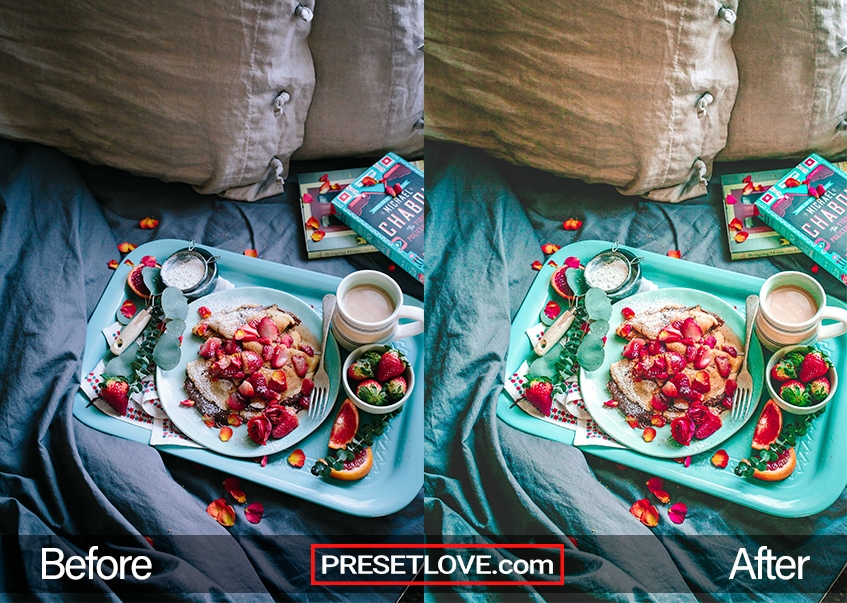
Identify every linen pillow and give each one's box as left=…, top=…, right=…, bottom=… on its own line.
left=720, top=0, right=847, bottom=161
left=426, top=0, right=740, bottom=202
left=293, top=0, right=424, bottom=161
left=0, top=0, right=316, bottom=201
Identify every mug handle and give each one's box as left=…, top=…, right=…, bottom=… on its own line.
left=818, top=306, right=847, bottom=341
left=393, top=305, right=425, bottom=340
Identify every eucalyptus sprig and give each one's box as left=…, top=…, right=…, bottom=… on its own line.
left=733, top=410, right=824, bottom=478
left=311, top=408, right=402, bottom=477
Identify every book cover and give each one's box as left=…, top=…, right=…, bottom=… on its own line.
left=331, top=153, right=425, bottom=284
left=299, top=167, right=378, bottom=259
left=755, top=154, right=847, bottom=284
left=721, top=169, right=800, bottom=259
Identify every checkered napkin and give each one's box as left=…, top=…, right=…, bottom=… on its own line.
left=503, top=324, right=623, bottom=449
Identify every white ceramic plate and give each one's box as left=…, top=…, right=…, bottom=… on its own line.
left=579, top=288, right=764, bottom=458
left=156, top=287, right=340, bottom=458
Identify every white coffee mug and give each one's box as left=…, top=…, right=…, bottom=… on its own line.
left=332, top=270, right=424, bottom=351
left=755, top=271, right=847, bottom=351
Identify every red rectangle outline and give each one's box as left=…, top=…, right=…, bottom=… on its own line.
left=310, top=543, right=565, bottom=586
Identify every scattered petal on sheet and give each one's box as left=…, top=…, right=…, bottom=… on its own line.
left=725, top=194, right=738, bottom=205
left=567, top=536, right=578, bottom=548
left=742, top=182, right=755, bottom=196
left=120, top=300, right=137, bottom=319
left=311, top=230, right=326, bottom=242
left=603, top=399, right=619, bottom=407
left=646, top=477, right=671, bottom=504
left=223, top=477, right=247, bottom=504
left=784, top=177, right=801, bottom=188
left=245, top=502, right=264, bottom=524
left=107, top=259, right=120, bottom=270
left=302, top=193, right=314, bottom=204
left=734, top=231, right=749, bottom=243
left=118, top=242, right=136, bottom=253
left=630, top=498, right=659, bottom=527
left=743, top=175, right=753, bottom=184
left=244, top=249, right=258, bottom=258
left=288, top=449, right=306, bottom=468
left=319, top=173, right=329, bottom=183
left=139, top=217, right=159, bottom=229
left=319, top=181, right=331, bottom=195
left=621, top=307, right=635, bottom=320
left=728, top=218, right=744, bottom=231
left=179, top=399, right=195, bottom=407
left=144, top=536, right=155, bottom=548
left=207, top=498, right=236, bottom=527
left=198, top=306, right=212, bottom=319
left=531, top=260, right=543, bottom=271
left=541, top=243, right=561, bottom=255
left=711, top=449, right=729, bottom=468
left=361, top=176, right=378, bottom=187
left=388, top=264, right=396, bottom=272
left=668, top=502, right=688, bottom=525
left=811, top=265, right=819, bottom=274
left=393, top=184, right=404, bottom=196
left=642, top=427, right=657, bottom=442
left=305, top=216, right=320, bottom=230
left=667, top=250, right=681, bottom=259
left=563, top=218, right=583, bottom=231
left=385, top=183, right=397, bottom=197
left=141, top=255, right=158, bottom=267
left=564, top=256, right=582, bottom=269
left=219, top=426, right=233, bottom=442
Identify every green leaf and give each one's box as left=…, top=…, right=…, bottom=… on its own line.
left=566, top=268, right=587, bottom=297
left=589, top=319, right=610, bottom=338
left=153, top=332, right=182, bottom=371
left=576, top=333, right=605, bottom=372
left=165, top=318, right=187, bottom=337
left=161, top=286, right=188, bottom=321
left=104, top=342, right=140, bottom=377
left=584, top=288, right=612, bottom=321
left=529, top=348, right=561, bottom=378
left=142, top=267, right=163, bottom=296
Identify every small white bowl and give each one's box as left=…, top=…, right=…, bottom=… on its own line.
left=766, top=344, right=838, bottom=415
left=342, top=344, right=414, bottom=415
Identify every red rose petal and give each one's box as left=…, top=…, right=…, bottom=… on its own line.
left=817, top=184, right=826, bottom=197
left=244, top=249, right=258, bottom=257
left=711, top=449, right=729, bottom=468
left=564, top=256, right=581, bottom=269
left=139, top=217, right=159, bottom=230
left=117, top=242, right=136, bottom=253
left=393, top=184, right=404, bottom=196
left=603, top=399, right=619, bottom=407
left=207, top=498, right=236, bottom=527
left=752, top=205, right=760, bottom=217
left=223, top=477, right=247, bottom=504
left=179, top=399, right=195, bottom=407
left=311, top=230, right=326, bottom=242
left=567, top=536, right=578, bottom=548
left=563, top=218, right=583, bottom=231
left=202, top=415, right=215, bottom=428
left=743, top=175, right=753, bottom=184
left=120, top=300, right=137, bottom=319
left=734, top=231, right=749, bottom=243
left=621, top=307, right=635, bottom=320
left=123, top=259, right=134, bottom=267
left=728, top=217, right=744, bottom=231
left=668, top=502, right=688, bottom=525
left=198, top=306, right=212, bottom=319
left=541, top=243, right=561, bottom=255
left=646, top=477, right=670, bottom=504
left=361, top=176, right=378, bottom=187
left=630, top=499, right=659, bottom=527
left=245, top=502, right=264, bottom=524
left=642, top=427, right=657, bottom=442
left=726, top=195, right=738, bottom=205
left=288, top=449, right=306, bottom=468
left=305, top=216, right=320, bottom=230
left=219, top=426, right=233, bottom=442
left=625, top=415, right=639, bottom=429
left=140, top=255, right=157, bottom=268
left=319, top=181, right=331, bottom=195
left=784, top=177, right=801, bottom=188
left=811, top=265, right=819, bottom=273
left=667, top=250, right=681, bottom=259
left=302, top=193, right=314, bottom=204
left=531, top=260, right=543, bottom=271
left=547, top=260, right=558, bottom=268
left=650, top=415, right=666, bottom=428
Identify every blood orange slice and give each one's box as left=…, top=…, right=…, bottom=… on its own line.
left=750, top=447, right=796, bottom=482
left=329, top=447, right=373, bottom=481
left=126, top=264, right=159, bottom=299
left=550, top=266, right=576, bottom=300
left=751, top=399, right=782, bottom=450
left=328, top=398, right=359, bottom=450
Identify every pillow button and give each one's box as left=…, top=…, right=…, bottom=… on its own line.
left=696, top=92, right=714, bottom=118
left=274, top=91, right=291, bottom=116
left=718, top=6, right=737, bottom=25
left=693, top=159, right=708, bottom=186
left=295, top=4, right=313, bottom=22
left=836, top=119, right=847, bottom=132
left=413, top=117, right=424, bottom=130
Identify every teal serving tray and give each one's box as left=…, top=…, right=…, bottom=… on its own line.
left=497, top=240, right=846, bottom=518
left=74, top=240, right=423, bottom=518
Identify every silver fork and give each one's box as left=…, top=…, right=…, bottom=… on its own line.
left=308, top=294, right=336, bottom=420
left=732, top=295, right=759, bottom=421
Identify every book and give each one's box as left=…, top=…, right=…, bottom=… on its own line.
left=331, top=153, right=425, bottom=284
left=721, top=169, right=801, bottom=259
left=299, top=167, right=378, bottom=259
left=755, top=154, right=847, bottom=284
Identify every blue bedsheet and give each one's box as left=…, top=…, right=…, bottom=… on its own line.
left=424, top=141, right=846, bottom=602
left=0, top=140, right=422, bottom=600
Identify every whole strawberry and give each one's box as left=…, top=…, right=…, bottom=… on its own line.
left=376, top=349, right=406, bottom=382
left=357, top=379, right=386, bottom=406
left=524, top=377, right=553, bottom=416
left=100, top=375, right=130, bottom=415
left=385, top=376, right=408, bottom=402
left=769, top=358, right=797, bottom=382
left=779, top=380, right=809, bottom=407
left=808, top=376, right=831, bottom=403
left=347, top=358, right=374, bottom=382
left=799, top=350, right=829, bottom=383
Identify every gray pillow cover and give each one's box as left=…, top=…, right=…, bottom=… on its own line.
left=294, top=0, right=424, bottom=161
left=0, top=0, right=316, bottom=201
left=719, top=0, right=847, bottom=161
left=426, top=0, right=739, bottom=202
